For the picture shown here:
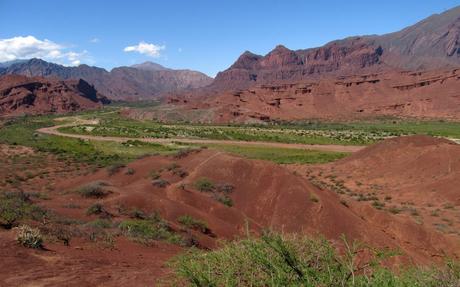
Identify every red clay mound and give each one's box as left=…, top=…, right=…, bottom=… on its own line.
left=2, top=146, right=460, bottom=285
left=294, top=135, right=460, bottom=254
left=333, top=135, right=460, bottom=203
left=53, top=149, right=460, bottom=263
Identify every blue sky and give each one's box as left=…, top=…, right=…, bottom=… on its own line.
left=0, top=0, right=459, bottom=77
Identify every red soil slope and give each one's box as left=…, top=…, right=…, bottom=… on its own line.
left=52, top=149, right=460, bottom=262
left=1, top=141, right=459, bottom=285
left=291, top=135, right=460, bottom=252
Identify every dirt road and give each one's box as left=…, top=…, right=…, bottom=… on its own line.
left=37, top=120, right=366, bottom=153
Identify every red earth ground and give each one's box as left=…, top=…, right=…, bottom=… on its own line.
left=1, top=137, right=459, bottom=286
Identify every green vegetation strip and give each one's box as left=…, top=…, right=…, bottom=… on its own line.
left=208, top=144, right=349, bottom=164
left=0, top=116, right=179, bottom=167
left=58, top=110, right=460, bottom=146
left=170, top=232, right=460, bottom=286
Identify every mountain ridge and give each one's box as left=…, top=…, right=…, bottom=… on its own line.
left=0, top=58, right=213, bottom=101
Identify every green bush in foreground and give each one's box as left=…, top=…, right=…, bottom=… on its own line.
left=171, top=232, right=460, bottom=287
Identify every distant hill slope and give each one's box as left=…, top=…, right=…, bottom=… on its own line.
left=0, top=59, right=213, bottom=101
left=0, top=75, right=109, bottom=116
left=212, top=6, right=460, bottom=89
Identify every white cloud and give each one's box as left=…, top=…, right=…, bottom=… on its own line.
left=123, top=41, right=165, bottom=57
left=0, top=35, right=88, bottom=66
left=90, top=37, right=100, bottom=43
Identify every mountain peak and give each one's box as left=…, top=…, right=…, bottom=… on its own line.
left=131, top=61, right=169, bottom=71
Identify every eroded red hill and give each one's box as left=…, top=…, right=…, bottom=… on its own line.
left=0, top=75, right=109, bottom=116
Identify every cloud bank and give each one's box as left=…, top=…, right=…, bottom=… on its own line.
left=0, top=35, right=88, bottom=66
left=124, top=41, right=165, bottom=57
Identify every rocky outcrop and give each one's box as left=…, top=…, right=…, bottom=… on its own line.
left=0, top=75, right=109, bottom=116
left=212, top=6, right=460, bottom=90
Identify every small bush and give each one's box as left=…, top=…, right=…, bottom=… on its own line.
left=125, top=168, right=135, bottom=175
left=167, top=163, right=180, bottom=171
left=0, top=192, right=47, bottom=229
left=78, top=181, right=110, bottom=198
left=216, top=183, right=235, bottom=194
left=152, top=179, right=170, bottom=188
left=149, top=170, right=161, bottom=179
left=172, top=168, right=188, bottom=178
left=178, top=215, right=209, bottom=233
left=16, top=225, right=43, bottom=249
left=107, top=163, right=126, bottom=176
left=388, top=206, right=402, bottom=214
left=194, top=178, right=214, bottom=192
left=174, top=148, right=195, bottom=159
left=309, top=193, right=319, bottom=203
left=213, top=194, right=233, bottom=207
left=129, top=208, right=147, bottom=219
left=372, top=200, right=385, bottom=210
left=119, top=219, right=183, bottom=245
left=86, top=203, right=105, bottom=215
left=87, top=219, right=112, bottom=229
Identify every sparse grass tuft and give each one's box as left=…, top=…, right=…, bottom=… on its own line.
left=119, top=218, right=183, bottom=245
left=194, top=178, right=214, bottom=192
left=178, top=215, right=209, bottom=234
left=78, top=181, right=110, bottom=198
left=16, top=225, right=43, bottom=249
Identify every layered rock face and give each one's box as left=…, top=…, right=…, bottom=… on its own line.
left=211, top=6, right=460, bottom=90
left=0, top=75, right=110, bottom=116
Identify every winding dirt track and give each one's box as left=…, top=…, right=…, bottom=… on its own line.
left=37, top=121, right=366, bottom=153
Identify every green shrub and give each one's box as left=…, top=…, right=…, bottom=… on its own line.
left=213, top=194, right=233, bottom=207
left=172, top=168, right=188, bottom=178
left=194, top=178, right=214, bottom=192
left=106, top=163, right=126, bottom=176
left=149, top=170, right=161, bottom=180
left=178, top=215, right=209, bottom=233
left=119, top=219, right=183, bottom=245
left=0, top=192, right=47, bottom=229
left=87, top=219, right=112, bottom=229
left=86, top=203, right=106, bottom=215
left=125, top=168, right=135, bottom=175
left=78, top=181, right=110, bottom=198
left=16, top=225, right=43, bottom=249
left=152, top=179, right=169, bottom=188
left=167, top=163, right=179, bottom=171
left=171, top=232, right=460, bottom=287
left=129, top=208, right=146, bottom=219
left=216, top=183, right=234, bottom=194
left=372, top=200, right=385, bottom=210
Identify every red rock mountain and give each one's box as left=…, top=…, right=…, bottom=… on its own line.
left=161, top=6, right=460, bottom=122
left=0, top=60, right=213, bottom=101
left=212, top=6, right=460, bottom=90
left=0, top=75, right=109, bottom=116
